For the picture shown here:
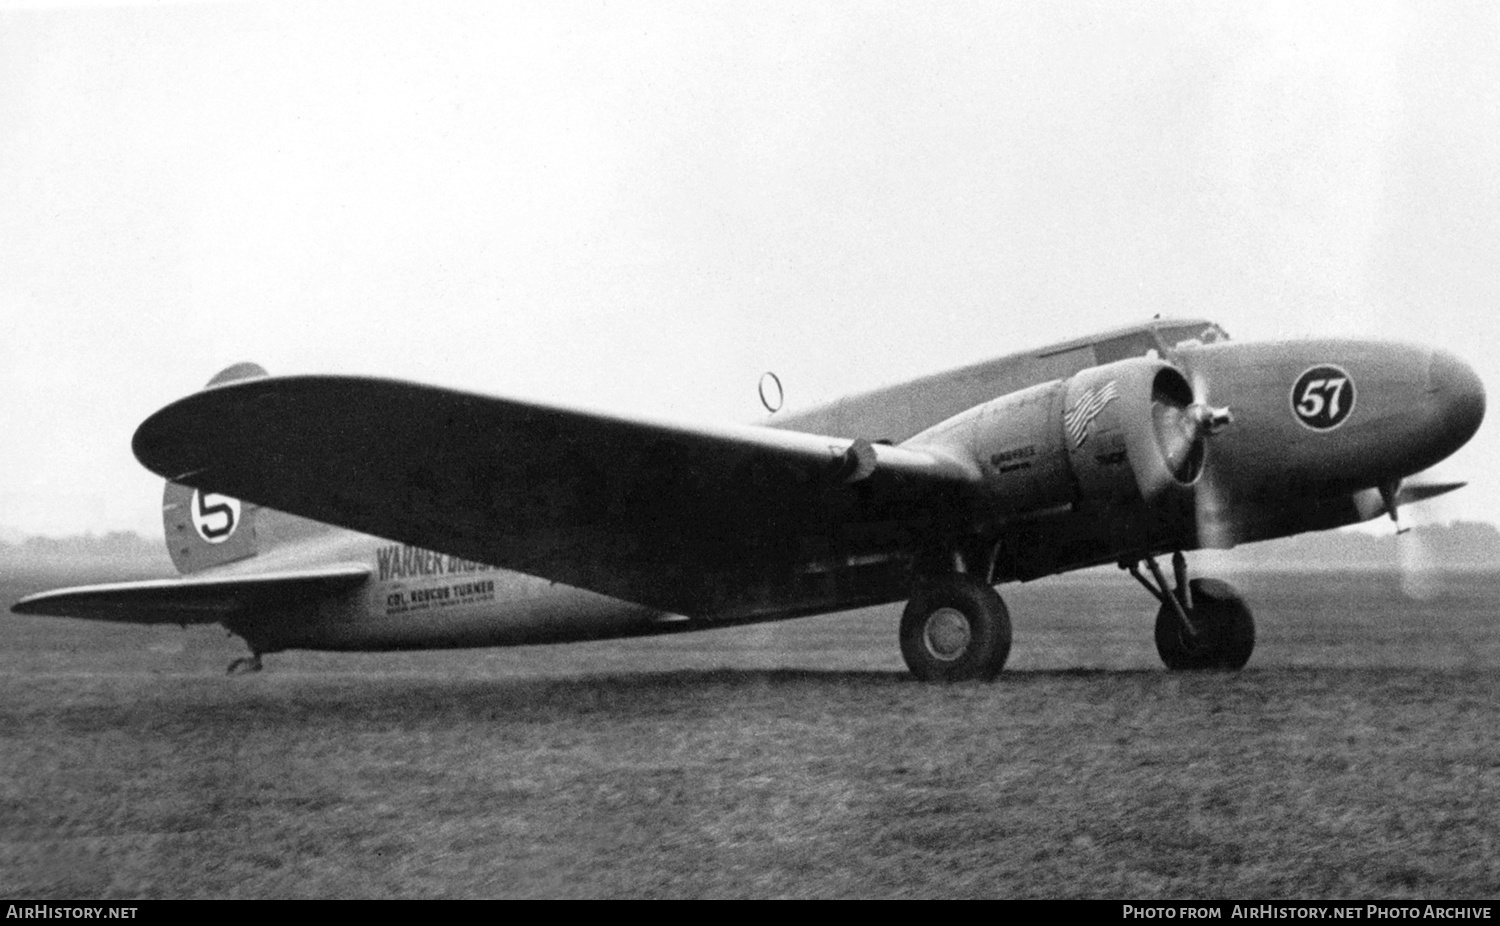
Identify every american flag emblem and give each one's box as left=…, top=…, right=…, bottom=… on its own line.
left=1064, top=380, right=1119, bottom=448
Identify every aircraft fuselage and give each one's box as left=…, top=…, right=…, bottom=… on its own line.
left=210, top=319, right=1484, bottom=657
left=203, top=530, right=672, bottom=655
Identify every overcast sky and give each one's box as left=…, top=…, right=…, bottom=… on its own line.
left=2, top=0, right=1498, bottom=539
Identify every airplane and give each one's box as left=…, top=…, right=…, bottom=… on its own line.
left=11, top=318, right=1486, bottom=680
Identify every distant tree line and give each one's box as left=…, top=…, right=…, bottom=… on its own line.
left=0, top=530, right=167, bottom=562
left=1216, top=521, right=1500, bottom=570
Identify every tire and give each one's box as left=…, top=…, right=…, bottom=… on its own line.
left=900, top=574, right=1012, bottom=681
left=1154, top=578, right=1255, bottom=671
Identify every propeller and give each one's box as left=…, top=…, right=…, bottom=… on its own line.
left=1184, top=368, right=1236, bottom=551
left=1187, top=369, right=1234, bottom=436
left=1344, top=476, right=1464, bottom=599
left=1397, top=501, right=1442, bottom=601
left=1152, top=369, right=1231, bottom=482
left=1386, top=475, right=1467, bottom=601
left=1140, top=363, right=1237, bottom=550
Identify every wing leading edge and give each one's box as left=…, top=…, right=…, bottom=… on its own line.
left=131, top=376, right=982, bottom=616
left=11, top=564, right=371, bottom=623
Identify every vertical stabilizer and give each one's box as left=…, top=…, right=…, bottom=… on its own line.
left=163, top=480, right=258, bottom=573
left=162, top=363, right=270, bottom=573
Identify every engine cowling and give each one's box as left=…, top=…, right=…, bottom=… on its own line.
left=1062, top=357, right=1203, bottom=509
left=910, top=357, right=1203, bottom=517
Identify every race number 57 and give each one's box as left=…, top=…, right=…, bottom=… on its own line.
left=1291, top=365, right=1356, bottom=431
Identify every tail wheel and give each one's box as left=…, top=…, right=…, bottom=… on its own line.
left=900, top=574, right=1012, bottom=681
left=1154, top=578, right=1255, bottom=670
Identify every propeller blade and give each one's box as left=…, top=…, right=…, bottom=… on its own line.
left=1193, top=449, right=1236, bottom=549
left=1185, top=365, right=1237, bottom=548
left=1396, top=481, right=1466, bottom=506
left=1398, top=506, right=1443, bottom=600
left=1191, top=368, right=1210, bottom=407
left=1394, top=471, right=1465, bottom=600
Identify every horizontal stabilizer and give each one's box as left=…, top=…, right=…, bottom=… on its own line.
left=10, top=564, right=370, bottom=624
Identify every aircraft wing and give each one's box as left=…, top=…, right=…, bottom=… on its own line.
left=132, top=376, right=982, bottom=615
left=11, top=565, right=371, bottom=623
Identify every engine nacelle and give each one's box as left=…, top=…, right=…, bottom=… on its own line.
left=1062, top=357, right=1202, bottom=509
left=911, top=357, right=1202, bottom=517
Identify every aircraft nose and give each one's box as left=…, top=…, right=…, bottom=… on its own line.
left=1427, top=348, right=1486, bottom=446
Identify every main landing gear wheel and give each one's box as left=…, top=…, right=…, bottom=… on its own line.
left=1153, top=578, right=1255, bottom=671
left=1127, top=555, right=1255, bottom=671
left=900, top=574, right=1012, bottom=682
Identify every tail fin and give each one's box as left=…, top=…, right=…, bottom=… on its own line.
left=161, top=363, right=340, bottom=574
left=162, top=364, right=268, bottom=573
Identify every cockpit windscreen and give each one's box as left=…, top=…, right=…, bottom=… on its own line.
left=1157, top=323, right=1229, bottom=350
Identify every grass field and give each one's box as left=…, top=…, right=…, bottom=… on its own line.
left=3, top=565, right=1499, bottom=898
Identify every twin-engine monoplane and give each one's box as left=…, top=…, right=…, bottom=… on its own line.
left=14, top=319, right=1485, bottom=679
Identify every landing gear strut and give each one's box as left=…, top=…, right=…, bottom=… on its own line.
left=1124, top=552, right=1255, bottom=670
left=899, top=573, right=1012, bottom=681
